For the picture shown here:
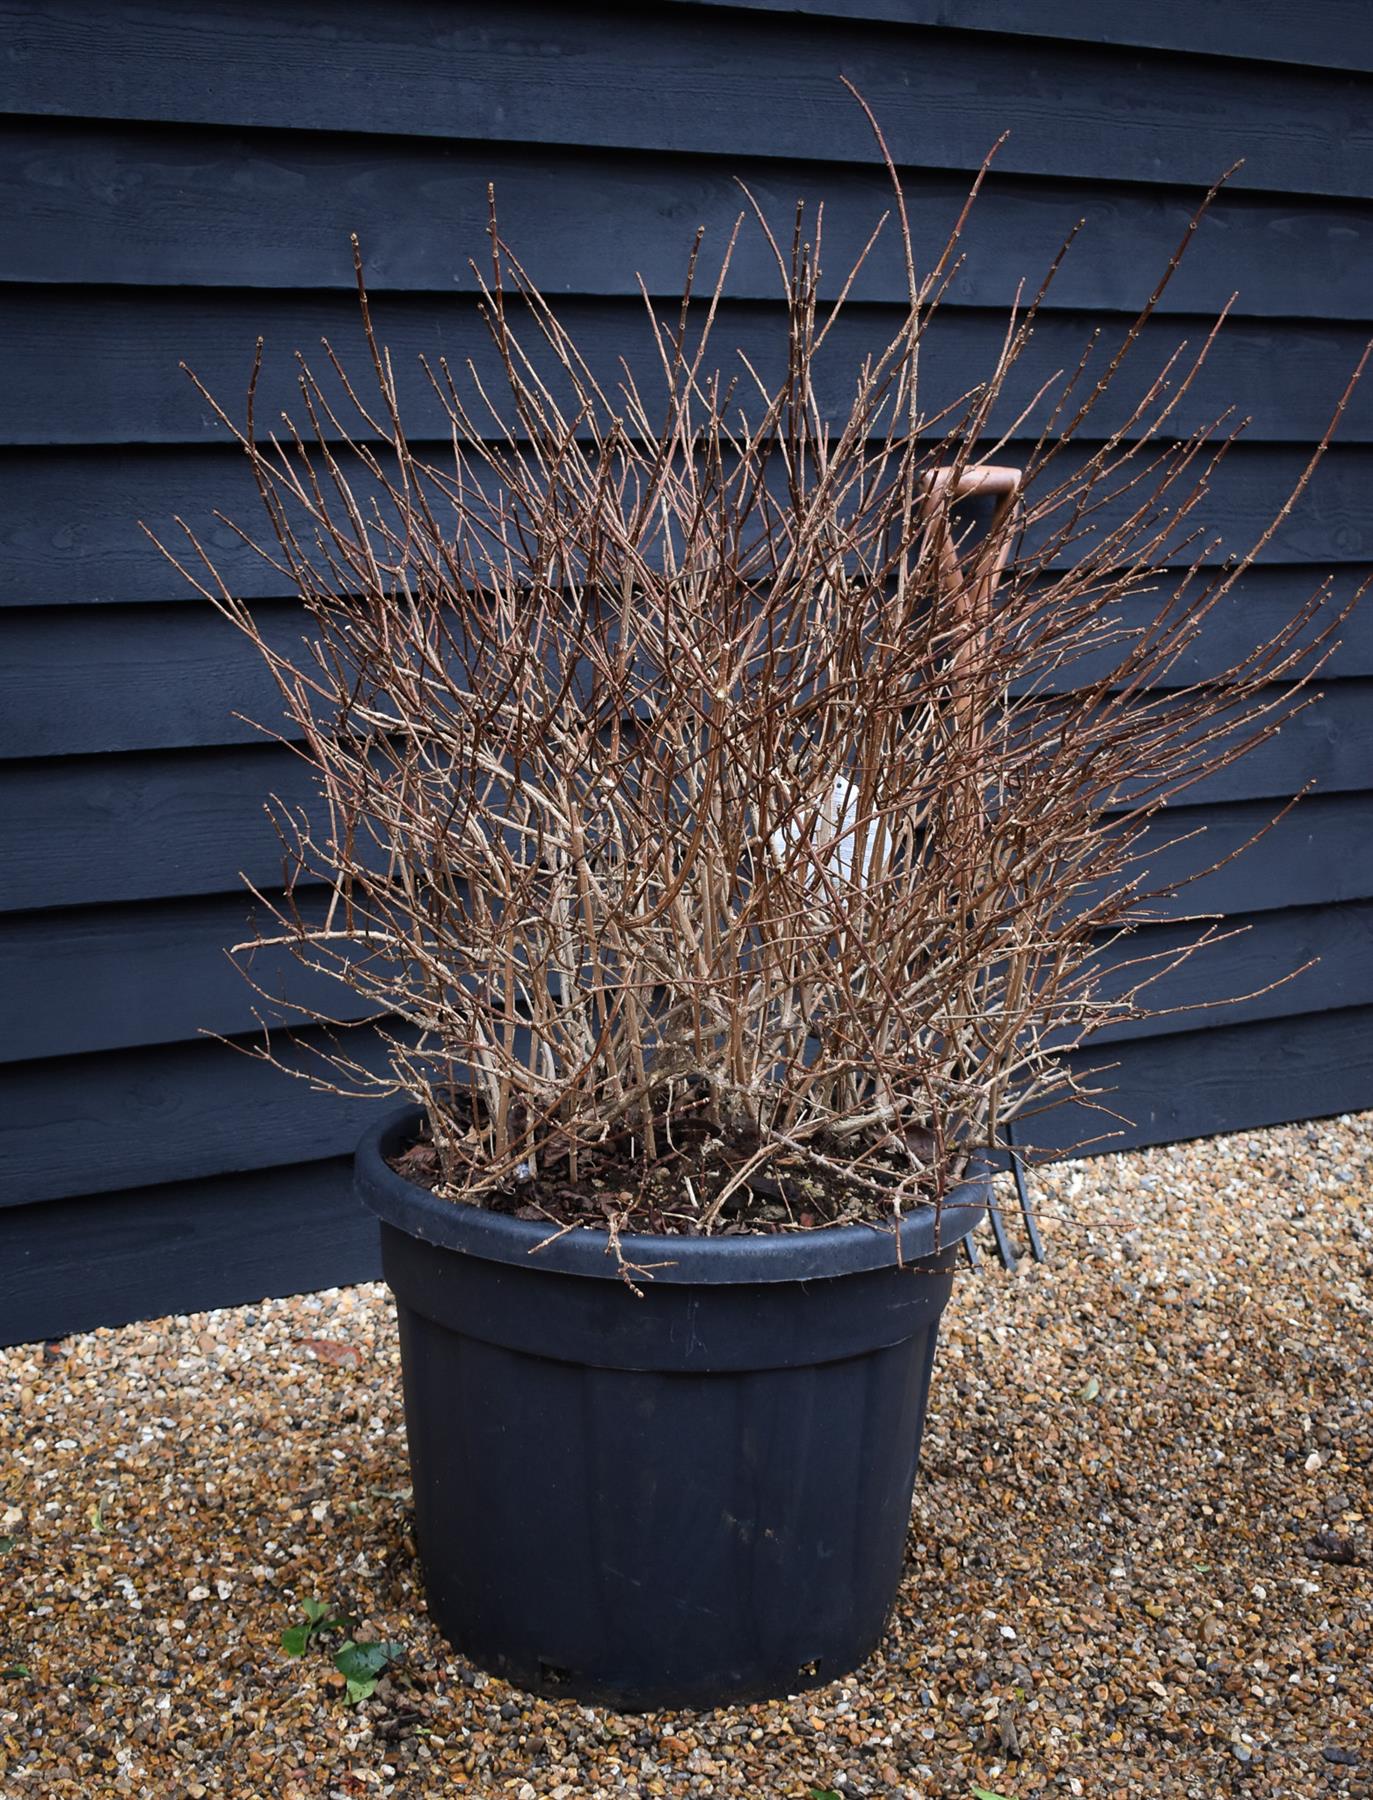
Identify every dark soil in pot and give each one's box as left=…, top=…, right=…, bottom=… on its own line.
left=357, top=1105, right=987, bottom=1711
left=387, top=1093, right=956, bottom=1241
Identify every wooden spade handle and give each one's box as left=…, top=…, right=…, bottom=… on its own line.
left=920, top=463, right=1023, bottom=624
left=919, top=463, right=1024, bottom=777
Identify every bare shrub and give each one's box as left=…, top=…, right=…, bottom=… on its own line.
left=151, top=98, right=1366, bottom=1241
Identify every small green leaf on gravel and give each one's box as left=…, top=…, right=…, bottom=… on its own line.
left=0, top=1536, right=14, bottom=1555
left=1077, top=1373, right=1101, bottom=1402
left=809, top=1789, right=843, bottom=1800
left=972, top=1788, right=1017, bottom=1800
left=280, top=1596, right=351, bottom=1657
left=333, top=1638, right=402, bottom=1704
left=1, top=1664, right=30, bottom=1679
left=88, top=1495, right=105, bottom=1534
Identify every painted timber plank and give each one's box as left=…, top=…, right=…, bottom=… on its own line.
left=5, top=443, right=1373, bottom=609
left=3, top=888, right=1370, bottom=1067
left=3, top=2, right=1370, bottom=198
left=0, top=1025, right=396, bottom=1206
left=1032, top=1002, right=1373, bottom=1158
left=9, top=570, right=1371, bottom=760
left=0, top=602, right=307, bottom=757
left=0, top=891, right=374, bottom=1063
left=1122, top=793, right=1373, bottom=921
left=0, top=746, right=317, bottom=912
left=7, top=290, right=1373, bottom=448
left=4, top=981, right=1372, bottom=1204
left=1085, top=900, right=1373, bottom=1045
left=676, top=1, right=1373, bottom=77
left=4, top=689, right=1373, bottom=914
left=0, top=1157, right=375, bottom=1347
left=6, top=689, right=1373, bottom=915
left=7, top=123, right=1372, bottom=321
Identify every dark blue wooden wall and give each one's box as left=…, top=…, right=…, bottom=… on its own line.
left=3, top=0, right=1373, bottom=1344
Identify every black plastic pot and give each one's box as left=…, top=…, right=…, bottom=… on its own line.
left=357, top=1106, right=986, bottom=1710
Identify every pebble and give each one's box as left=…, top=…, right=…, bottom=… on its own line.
left=0, top=1111, right=1369, bottom=1798
left=1324, top=1745, right=1361, bottom=1766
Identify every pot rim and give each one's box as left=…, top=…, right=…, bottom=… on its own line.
left=356, top=1105, right=988, bottom=1285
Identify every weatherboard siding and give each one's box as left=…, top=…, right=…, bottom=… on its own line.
left=2, top=0, right=1371, bottom=1341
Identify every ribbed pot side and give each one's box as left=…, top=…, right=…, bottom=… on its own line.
left=357, top=1107, right=987, bottom=1710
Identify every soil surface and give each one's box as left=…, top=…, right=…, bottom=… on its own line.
left=1, top=1112, right=1369, bottom=1799
left=387, top=1107, right=945, bottom=1238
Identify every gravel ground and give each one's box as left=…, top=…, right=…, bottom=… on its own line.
left=2, top=1114, right=1370, bottom=1800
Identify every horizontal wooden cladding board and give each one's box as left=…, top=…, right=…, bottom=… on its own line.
left=0, top=891, right=378, bottom=1063
left=4, top=880, right=1370, bottom=1067
left=1133, top=792, right=1373, bottom=919
left=1024, top=1001, right=1373, bottom=1160
left=0, top=1156, right=375, bottom=1346
left=5, top=706, right=1373, bottom=915
left=0, top=1023, right=394, bottom=1206
left=4, top=1, right=1371, bottom=199
left=0, top=602, right=304, bottom=756
left=8, top=120, right=1373, bottom=321
left=674, top=0, right=1373, bottom=75
left=3, top=996, right=1371, bottom=1235
left=1083, top=900, right=1373, bottom=1045
left=0, top=744, right=314, bottom=912
left=10, top=288, right=1373, bottom=449
left=10, top=569, right=1372, bottom=759
left=7, top=441, right=1373, bottom=610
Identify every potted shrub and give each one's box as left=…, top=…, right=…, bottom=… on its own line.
left=154, top=103, right=1362, bottom=1708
